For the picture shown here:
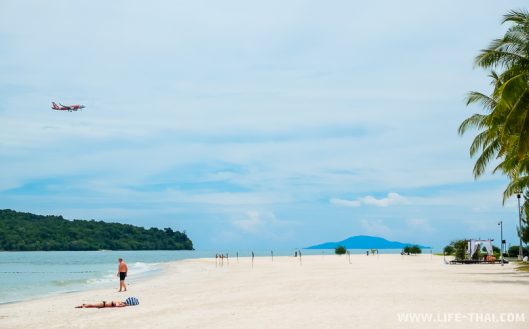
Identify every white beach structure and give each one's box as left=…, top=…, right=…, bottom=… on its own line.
left=467, top=239, right=494, bottom=258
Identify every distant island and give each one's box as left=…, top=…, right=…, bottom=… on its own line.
left=0, top=209, right=193, bottom=251
left=305, top=235, right=430, bottom=250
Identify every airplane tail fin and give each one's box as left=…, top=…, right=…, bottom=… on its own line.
left=51, top=102, right=58, bottom=109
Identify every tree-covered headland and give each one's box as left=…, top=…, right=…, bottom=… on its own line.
left=0, top=209, right=193, bottom=251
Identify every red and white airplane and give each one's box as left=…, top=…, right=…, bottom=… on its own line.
left=51, top=102, right=85, bottom=112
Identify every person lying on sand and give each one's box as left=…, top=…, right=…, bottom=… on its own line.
left=75, top=297, right=139, bottom=308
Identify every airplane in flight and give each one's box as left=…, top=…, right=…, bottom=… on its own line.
left=51, top=102, right=85, bottom=112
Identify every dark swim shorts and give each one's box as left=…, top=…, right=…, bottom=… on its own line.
left=119, top=272, right=127, bottom=281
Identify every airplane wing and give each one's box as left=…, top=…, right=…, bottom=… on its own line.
left=59, top=103, right=72, bottom=110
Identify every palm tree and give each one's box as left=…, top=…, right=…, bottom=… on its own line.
left=474, top=9, right=529, bottom=159
left=459, top=72, right=515, bottom=180
left=462, top=9, right=529, bottom=245
left=461, top=9, right=529, bottom=201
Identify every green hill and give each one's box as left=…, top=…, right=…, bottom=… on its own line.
left=0, top=209, right=193, bottom=251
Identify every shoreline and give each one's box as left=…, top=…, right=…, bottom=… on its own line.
left=1, top=254, right=528, bottom=329
left=0, top=253, right=504, bottom=306
left=0, top=249, right=211, bottom=305
left=0, top=265, right=164, bottom=306
left=0, top=249, right=410, bottom=305
left=0, top=255, right=214, bottom=306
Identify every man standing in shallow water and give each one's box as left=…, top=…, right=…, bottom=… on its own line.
left=117, top=258, right=128, bottom=292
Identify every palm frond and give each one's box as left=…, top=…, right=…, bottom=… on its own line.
left=462, top=8, right=529, bottom=198
left=469, top=129, right=497, bottom=157
left=458, top=113, right=487, bottom=135
left=473, top=139, right=501, bottom=178
left=516, top=105, right=529, bottom=157
left=465, top=91, right=496, bottom=110
left=504, top=88, right=529, bottom=134
left=475, top=49, right=528, bottom=69
left=502, top=9, right=529, bottom=25
left=503, top=175, right=529, bottom=204
left=497, top=74, right=528, bottom=109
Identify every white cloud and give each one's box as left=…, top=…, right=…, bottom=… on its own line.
left=330, top=198, right=361, bottom=207
left=166, top=190, right=289, bottom=206
left=359, top=219, right=392, bottom=237
left=231, top=211, right=297, bottom=236
left=331, top=192, right=409, bottom=208
left=405, top=218, right=435, bottom=233
left=0, top=0, right=525, bottom=249
left=362, top=193, right=409, bottom=207
left=232, top=211, right=267, bottom=234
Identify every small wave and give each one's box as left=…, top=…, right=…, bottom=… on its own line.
left=51, top=279, right=91, bottom=287
left=86, top=272, right=116, bottom=285
left=131, top=261, right=157, bottom=269
left=130, top=262, right=159, bottom=274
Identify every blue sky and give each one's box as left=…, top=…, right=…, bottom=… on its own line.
left=0, top=1, right=527, bottom=250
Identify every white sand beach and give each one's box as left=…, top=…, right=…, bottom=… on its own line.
left=1, top=254, right=528, bottom=329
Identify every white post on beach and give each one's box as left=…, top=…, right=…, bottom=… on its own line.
left=237, top=251, right=239, bottom=264
left=271, top=250, right=273, bottom=262
left=251, top=251, right=254, bottom=269
left=517, top=192, right=523, bottom=261
left=498, top=221, right=504, bottom=266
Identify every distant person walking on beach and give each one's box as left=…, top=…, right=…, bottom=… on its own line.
left=117, top=258, right=128, bottom=292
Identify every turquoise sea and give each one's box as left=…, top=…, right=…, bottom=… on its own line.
left=0, top=250, right=200, bottom=304
left=0, top=249, right=405, bottom=304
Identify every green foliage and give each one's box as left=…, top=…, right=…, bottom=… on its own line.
left=471, top=247, right=481, bottom=260
left=452, top=240, right=467, bottom=260
left=335, top=246, right=346, bottom=255
left=508, top=245, right=529, bottom=257
left=443, top=245, right=455, bottom=255
left=481, top=245, right=501, bottom=258
left=0, top=209, right=193, bottom=251
left=521, top=195, right=529, bottom=244
left=459, top=9, right=529, bottom=225
left=403, top=245, right=422, bottom=254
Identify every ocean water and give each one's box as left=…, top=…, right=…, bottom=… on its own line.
left=0, top=249, right=405, bottom=304
left=0, top=250, right=208, bottom=304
